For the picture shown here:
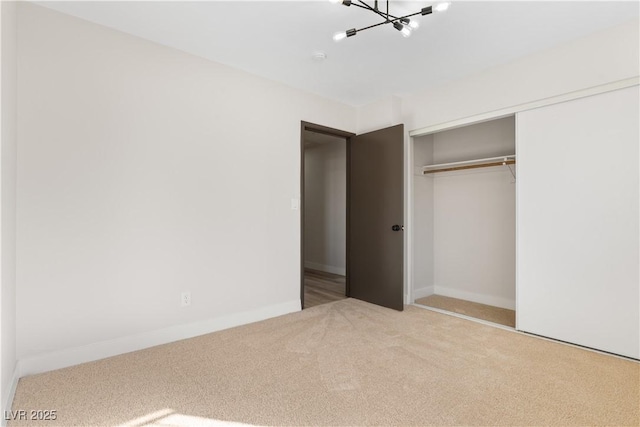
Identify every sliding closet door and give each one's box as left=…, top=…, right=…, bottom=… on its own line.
left=517, top=86, right=639, bottom=358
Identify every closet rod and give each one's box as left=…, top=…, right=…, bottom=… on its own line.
left=423, top=159, right=516, bottom=174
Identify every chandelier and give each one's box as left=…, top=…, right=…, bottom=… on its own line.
left=330, top=0, right=451, bottom=41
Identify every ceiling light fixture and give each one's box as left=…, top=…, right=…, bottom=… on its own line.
left=331, top=0, right=451, bottom=41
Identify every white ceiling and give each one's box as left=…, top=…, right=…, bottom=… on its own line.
left=36, top=1, right=639, bottom=106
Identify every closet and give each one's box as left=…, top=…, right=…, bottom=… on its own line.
left=409, top=84, right=639, bottom=359
left=412, top=116, right=516, bottom=327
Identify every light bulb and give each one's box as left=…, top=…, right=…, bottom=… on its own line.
left=333, top=28, right=356, bottom=41
left=333, top=31, right=347, bottom=42
left=434, top=2, right=451, bottom=12
left=401, top=18, right=418, bottom=30
left=393, top=21, right=412, bottom=37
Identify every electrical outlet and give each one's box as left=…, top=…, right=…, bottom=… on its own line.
left=181, top=292, right=191, bottom=307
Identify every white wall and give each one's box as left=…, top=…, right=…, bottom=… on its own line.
left=1, top=0, right=18, bottom=418
left=402, top=18, right=640, bottom=132
left=16, top=3, right=355, bottom=374
left=431, top=118, right=516, bottom=309
left=356, top=95, right=403, bottom=135
left=304, top=138, right=346, bottom=275
left=355, top=18, right=639, bottom=136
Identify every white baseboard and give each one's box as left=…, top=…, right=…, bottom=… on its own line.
left=1, top=366, right=20, bottom=427
left=18, top=299, right=301, bottom=377
left=413, top=286, right=435, bottom=300
left=434, top=286, right=515, bottom=310
left=304, top=261, right=346, bottom=276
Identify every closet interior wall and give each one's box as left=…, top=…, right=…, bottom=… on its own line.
left=413, top=117, right=516, bottom=311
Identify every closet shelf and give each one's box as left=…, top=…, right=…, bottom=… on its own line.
left=422, top=155, right=516, bottom=174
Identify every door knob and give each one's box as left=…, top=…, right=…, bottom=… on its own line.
left=392, top=224, right=404, bottom=231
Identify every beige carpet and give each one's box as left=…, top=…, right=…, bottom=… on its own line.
left=415, top=294, right=516, bottom=328
left=10, top=299, right=639, bottom=426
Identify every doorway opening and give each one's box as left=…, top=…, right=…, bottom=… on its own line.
left=301, top=122, right=405, bottom=311
left=300, top=122, right=353, bottom=309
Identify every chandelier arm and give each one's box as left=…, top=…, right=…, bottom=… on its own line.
left=355, top=19, right=392, bottom=33
left=351, top=3, right=374, bottom=12
left=354, top=9, right=423, bottom=34
left=387, top=11, right=422, bottom=24
left=356, top=1, right=421, bottom=23
left=355, top=0, right=394, bottom=22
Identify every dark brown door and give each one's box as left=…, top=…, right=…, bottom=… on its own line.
left=349, top=124, right=404, bottom=311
